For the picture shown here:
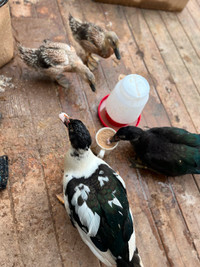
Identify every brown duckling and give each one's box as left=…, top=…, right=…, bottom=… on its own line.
left=18, top=40, right=96, bottom=92
left=69, top=14, right=120, bottom=70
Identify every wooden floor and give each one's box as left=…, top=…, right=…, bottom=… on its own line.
left=0, top=0, right=200, bottom=266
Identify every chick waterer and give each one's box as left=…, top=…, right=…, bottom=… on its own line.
left=98, top=74, right=150, bottom=129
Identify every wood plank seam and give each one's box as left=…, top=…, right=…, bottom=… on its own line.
left=136, top=169, right=172, bottom=265
left=140, top=9, right=198, bottom=133
left=5, top=182, right=25, bottom=266
left=60, top=2, right=108, bottom=264
left=168, top=181, right=200, bottom=259
left=159, top=10, right=200, bottom=96
left=4, top=0, right=199, bottom=265
left=193, top=174, right=200, bottom=192
left=79, top=1, right=173, bottom=265
left=125, top=7, right=192, bottom=131
left=39, top=153, right=65, bottom=267
left=21, top=100, right=64, bottom=266
left=187, top=1, right=200, bottom=32
left=176, top=12, right=200, bottom=62
left=11, top=2, right=68, bottom=263
left=121, top=7, right=172, bottom=121
left=122, top=5, right=198, bottom=264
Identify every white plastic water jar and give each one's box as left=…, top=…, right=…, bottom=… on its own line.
left=105, top=74, right=150, bottom=125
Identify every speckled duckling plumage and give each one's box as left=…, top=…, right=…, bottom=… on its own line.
left=18, top=40, right=96, bottom=92
left=69, top=14, right=121, bottom=70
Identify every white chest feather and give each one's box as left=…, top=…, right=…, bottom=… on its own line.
left=63, top=148, right=104, bottom=186
left=62, top=147, right=134, bottom=266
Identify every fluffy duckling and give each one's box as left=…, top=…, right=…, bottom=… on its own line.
left=110, top=126, right=200, bottom=177
left=59, top=112, right=143, bottom=267
left=18, top=40, right=96, bottom=92
left=69, top=14, right=120, bottom=70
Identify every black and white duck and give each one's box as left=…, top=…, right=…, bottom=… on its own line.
left=110, top=126, right=200, bottom=177
left=18, top=40, right=96, bottom=92
left=69, top=14, right=121, bottom=70
left=59, top=112, right=143, bottom=267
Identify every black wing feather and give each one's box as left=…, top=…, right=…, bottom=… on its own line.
left=66, top=164, right=133, bottom=260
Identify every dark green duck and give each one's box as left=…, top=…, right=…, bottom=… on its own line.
left=110, top=126, right=200, bottom=176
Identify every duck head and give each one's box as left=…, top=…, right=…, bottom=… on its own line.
left=110, top=126, right=143, bottom=143
left=105, top=31, right=121, bottom=60
left=59, top=113, right=92, bottom=150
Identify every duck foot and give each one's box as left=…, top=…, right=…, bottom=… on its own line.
left=129, top=158, right=162, bottom=175
left=56, top=74, right=70, bottom=89
left=56, top=193, right=64, bottom=205
left=129, top=158, right=148, bottom=170
left=87, top=55, right=99, bottom=71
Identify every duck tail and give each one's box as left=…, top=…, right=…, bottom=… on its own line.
left=68, top=13, right=82, bottom=34
left=117, top=248, right=144, bottom=267
left=18, top=44, right=38, bottom=69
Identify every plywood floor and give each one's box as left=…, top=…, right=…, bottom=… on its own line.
left=0, top=0, right=200, bottom=266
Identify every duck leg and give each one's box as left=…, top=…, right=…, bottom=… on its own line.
left=129, top=158, right=162, bottom=175
left=129, top=158, right=149, bottom=170
left=87, top=53, right=99, bottom=71
left=56, top=193, right=64, bottom=205
left=55, top=73, right=70, bottom=89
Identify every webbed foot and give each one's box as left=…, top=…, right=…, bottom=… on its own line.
left=129, top=158, right=162, bottom=175
left=56, top=74, right=70, bottom=89
left=56, top=193, right=64, bottom=205
left=129, top=158, right=148, bottom=170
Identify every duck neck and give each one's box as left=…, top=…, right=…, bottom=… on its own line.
left=65, top=147, right=95, bottom=172
left=101, top=37, right=113, bottom=58
left=69, top=146, right=91, bottom=159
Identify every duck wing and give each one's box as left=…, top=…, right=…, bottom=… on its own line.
left=65, top=163, right=135, bottom=263
left=144, top=143, right=200, bottom=176
left=72, top=22, right=105, bottom=52
left=18, top=42, right=72, bottom=70
left=79, top=39, right=100, bottom=54
left=79, top=23, right=104, bottom=44
left=42, top=39, right=74, bottom=52
left=149, top=127, right=200, bottom=147
left=38, top=46, right=70, bottom=68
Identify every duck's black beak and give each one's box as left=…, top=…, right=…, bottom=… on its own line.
left=90, top=83, right=96, bottom=92
left=59, top=112, right=70, bottom=127
left=114, top=48, right=121, bottom=60
left=109, top=134, right=120, bottom=143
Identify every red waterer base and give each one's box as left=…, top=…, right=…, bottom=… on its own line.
left=98, top=94, right=141, bottom=131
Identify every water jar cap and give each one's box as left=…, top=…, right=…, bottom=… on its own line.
left=121, top=74, right=150, bottom=99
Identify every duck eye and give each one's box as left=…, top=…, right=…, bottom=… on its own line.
left=112, top=41, right=116, bottom=47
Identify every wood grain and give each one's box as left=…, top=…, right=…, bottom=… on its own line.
left=0, top=0, right=199, bottom=266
